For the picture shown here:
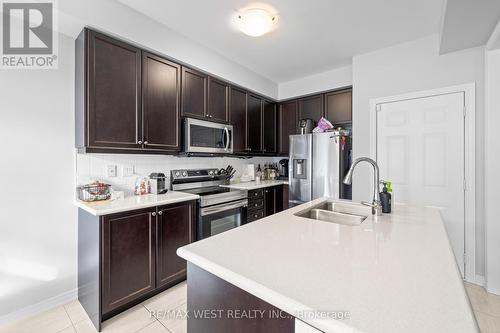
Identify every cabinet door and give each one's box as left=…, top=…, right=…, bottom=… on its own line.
left=230, top=87, right=247, bottom=153
left=247, top=94, right=263, bottom=153
left=298, top=94, right=324, bottom=126
left=324, top=89, right=352, bottom=124
left=142, top=52, right=181, bottom=151
left=102, top=209, right=155, bottom=314
left=263, top=101, right=277, bottom=154
left=157, top=201, right=195, bottom=288
left=278, top=100, right=298, bottom=155
left=181, top=67, right=207, bottom=119
left=264, top=187, right=276, bottom=216
left=87, top=30, right=142, bottom=149
left=208, top=77, right=229, bottom=123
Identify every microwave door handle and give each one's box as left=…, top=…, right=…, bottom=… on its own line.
left=201, top=200, right=247, bottom=216
left=224, top=127, right=230, bottom=150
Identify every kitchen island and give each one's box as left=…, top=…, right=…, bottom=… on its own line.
left=177, top=198, right=478, bottom=333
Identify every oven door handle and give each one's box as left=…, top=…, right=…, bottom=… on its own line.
left=201, top=199, right=248, bottom=216
left=224, top=127, right=230, bottom=151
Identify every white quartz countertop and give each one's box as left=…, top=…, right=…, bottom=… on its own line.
left=177, top=198, right=478, bottom=333
left=220, top=180, right=288, bottom=190
left=75, top=191, right=199, bottom=216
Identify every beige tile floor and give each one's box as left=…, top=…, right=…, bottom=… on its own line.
left=1, top=281, right=499, bottom=333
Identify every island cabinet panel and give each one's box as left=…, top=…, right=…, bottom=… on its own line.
left=298, top=94, right=324, bottom=127
left=279, top=100, right=298, bottom=155
left=230, top=87, right=247, bottom=153
left=181, top=67, right=207, bottom=120
left=187, top=263, right=295, bottom=333
left=263, top=100, right=277, bottom=154
left=142, top=52, right=181, bottom=151
left=247, top=94, right=263, bottom=153
left=324, top=89, right=352, bottom=124
left=156, top=201, right=195, bottom=288
left=86, top=30, right=142, bottom=149
left=101, top=208, right=156, bottom=314
left=265, top=185, right=284, bottom=216
left=208, top=77, right=229, bottom=123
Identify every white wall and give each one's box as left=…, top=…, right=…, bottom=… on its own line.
left=0, top=33, right=76, bottom=319
left=56, top=0, right=278, bottom=99
left=351, top=35, right=486, bottom=278
left=278, top=65, right=353, bottom=100
left=484, top=49, right=500, bottom=294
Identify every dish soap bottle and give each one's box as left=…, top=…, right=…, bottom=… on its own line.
left=379, top=180, right=392, bottom=213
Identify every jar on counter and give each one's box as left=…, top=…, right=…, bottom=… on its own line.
left=134, top=177, right=150, bottom=195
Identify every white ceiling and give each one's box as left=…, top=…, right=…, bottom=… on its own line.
left=118, top=0, right=443, bottom=83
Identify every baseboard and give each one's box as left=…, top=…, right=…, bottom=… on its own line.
left=475, top=274, right=485, bottom=287
left=0, top=288, right=78, bottom=326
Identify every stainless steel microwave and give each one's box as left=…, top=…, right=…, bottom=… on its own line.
left=184, top=118, right=233, bottom=154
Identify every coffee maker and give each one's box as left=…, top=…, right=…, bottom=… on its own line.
left=278, top=159, right=289, bottom=179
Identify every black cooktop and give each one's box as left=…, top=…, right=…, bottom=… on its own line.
left=180, top=186, right=230, bottom=196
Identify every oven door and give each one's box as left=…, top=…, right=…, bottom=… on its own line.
left=198, top=199, right=247, bottom=240
left=184, top=118, right=233, bottom=154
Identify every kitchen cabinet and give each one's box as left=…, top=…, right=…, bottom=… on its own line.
left=263, top=100, right=277, bottom=154
left=101, top=208, right=156, bottom=314
left=298, top=94, right=324, bottom=127
left=230, top=87, right=247, bottom=153
left=208, top=77, right=229, bottom=123
left=265, top=185, right=284, bottom=216
left=278, top=100, right=298, bottom=155
left=247, top=186, right=285, bottom=222
left=142, top=52, right=181, bottom=151
left=156, top=202, right=195, bottom=288
left=247, top=94, right=263, bottom=153
left=78, top=200, right=196, bottom=331
left=76, top=29, right=142, bottom=151
left=324, top=89, right=352, bottom=124
left=181, top=67, right=208, bottom=120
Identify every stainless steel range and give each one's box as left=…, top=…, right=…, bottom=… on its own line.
left=171, top=168, right=248, bottom=240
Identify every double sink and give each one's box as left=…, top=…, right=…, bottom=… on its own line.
left=294, top=201, right=371, bottom=226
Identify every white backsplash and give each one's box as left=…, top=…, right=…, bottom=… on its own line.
left=76, top=153, right=284, bottom=195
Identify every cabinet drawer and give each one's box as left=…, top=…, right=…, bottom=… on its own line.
left=248, top=189, right=264, bottom=199
left=248, top=199, right=264, bottom=211
left=247, top=210, right=264, bottom=222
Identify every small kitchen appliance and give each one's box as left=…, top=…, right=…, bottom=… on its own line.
left=184, top=118, right=233, bottom=154
left=299, top=119, right=314, bottom=134
left=149, top=173, right=167, bottom=194
left=278, top=159, right=289, bottom=179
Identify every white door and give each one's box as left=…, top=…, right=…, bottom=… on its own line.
left=376, top=92, right=465, bottom=275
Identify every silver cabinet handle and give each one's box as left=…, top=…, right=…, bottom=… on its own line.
left=138, top=140, right=143, bottom=144
left=158, top=211, right=163, bottom=215
left=144, top=141, right=148, bottom=145
left=151, top=212, right=156, bottom=217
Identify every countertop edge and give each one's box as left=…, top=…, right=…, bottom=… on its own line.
left=74, top=193, right=200, bottom=216
left=176, top=247, right=359, bottom=333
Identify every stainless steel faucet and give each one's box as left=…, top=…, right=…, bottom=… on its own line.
left=343, top=157, right=382, bottom=216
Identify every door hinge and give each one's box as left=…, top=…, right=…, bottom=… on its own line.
left=463, top=105, right=466, bottom=118
left=463, top=179, right=467, bottom=191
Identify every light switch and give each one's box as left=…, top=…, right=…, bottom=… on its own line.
left=106, top=165, right=117, bottom=177
left=122, top=165, right=134, bottom=177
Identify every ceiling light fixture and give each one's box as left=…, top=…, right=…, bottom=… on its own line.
left=237, top=8, right=277, bottom=37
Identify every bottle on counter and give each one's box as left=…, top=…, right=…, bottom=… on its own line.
left=256, top=164, right=262, bottom=182
left=379, top=180, right=392, bottom=213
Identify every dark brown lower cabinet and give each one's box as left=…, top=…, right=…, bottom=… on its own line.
left=78, top=200, right=196, bottom=332
left=187, top=263, right=295, bottom=333
left=156, top=202, right=195, bottom=287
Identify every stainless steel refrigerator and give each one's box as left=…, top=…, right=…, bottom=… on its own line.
left=289, top=132, right=352, bottom=206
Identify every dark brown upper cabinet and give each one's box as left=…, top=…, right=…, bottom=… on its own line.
left=181, top=67, right=207, bottom=120
left=263, top=100, right=277, bottom=154
left=230, top=87, right=247, bottom=153
left=298, top=94, right=324, bottom=127
left=101, top=208, right=156, bottom=314
left=325, top=89, right=352, bottom=124
left=208, top=77, right=229, bottom=123
left=142, top=52, right=181, bottom=151
left=278, top=100, right=298, bottom=155
left=156, top=201, right=195, bottom=288
left=246, top=94, right=263, bottom=153
left=77, top=29, right=142, bottom=150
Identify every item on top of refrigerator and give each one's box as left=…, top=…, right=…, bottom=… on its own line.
left=77, top=181, right=111, bottom=202
left=312, top=117, right=333, bottom=133
left=379, top=180, right=392, bottom=214
left=134, top=177, right=151, bottom=195
left=299, top=118, right=314, bottom=134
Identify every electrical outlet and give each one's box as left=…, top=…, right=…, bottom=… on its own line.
left=106, top=165, right=117, bottom=177
left=122, top=165, right=134, bottom=177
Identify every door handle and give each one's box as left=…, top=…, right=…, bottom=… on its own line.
left=224, top=127, right=230, bottom=150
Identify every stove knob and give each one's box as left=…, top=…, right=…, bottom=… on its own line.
left=175, top=171, right=180, bottom=178
left=182, top=171, right=187, bottom=177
